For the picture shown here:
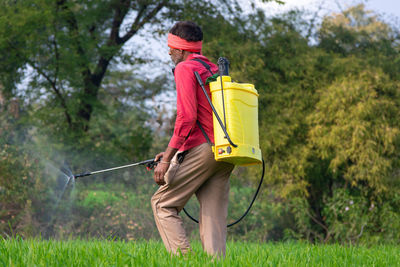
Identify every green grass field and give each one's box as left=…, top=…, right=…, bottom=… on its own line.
left=1, top=238, right=400, bottom=266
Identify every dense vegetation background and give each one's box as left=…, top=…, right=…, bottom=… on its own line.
left=1, top=0, right=399, bottom=244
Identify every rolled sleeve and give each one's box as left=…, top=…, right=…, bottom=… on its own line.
left=168, top=135, right=186, bottom=149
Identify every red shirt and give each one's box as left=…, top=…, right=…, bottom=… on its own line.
left=168, top=54, right=218, bottom=151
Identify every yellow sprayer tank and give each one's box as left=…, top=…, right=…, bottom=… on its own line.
left=209, top=76, right=262, bottom=165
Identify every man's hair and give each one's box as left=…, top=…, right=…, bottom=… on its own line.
left=169, top=21, right=203, bottom=42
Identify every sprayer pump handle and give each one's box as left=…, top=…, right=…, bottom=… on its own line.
left=145, top=160, right=158, bottom=170
left=140, top=158, right=161, bottom=170
left=217, top=57, right=229, bottom=76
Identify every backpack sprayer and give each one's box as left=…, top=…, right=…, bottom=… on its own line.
left=71, top=57, right=264, bottom=227
left=194, top=57, right=262, bottom=165
left=183, top=57, right=264, bottom=227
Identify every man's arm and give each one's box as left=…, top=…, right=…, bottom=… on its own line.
left=152, top=63, right=197, bottom=185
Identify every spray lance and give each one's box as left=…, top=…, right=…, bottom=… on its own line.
left=73, top=159, right=159, bottom=179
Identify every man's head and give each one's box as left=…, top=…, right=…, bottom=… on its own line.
left=168, top=21, right=203, bottom=65
left=170, top=21, right=203, bottom=42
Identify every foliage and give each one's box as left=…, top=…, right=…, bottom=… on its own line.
left=308, top=68, right=400, bottom=195
left=0, top=144, right=38, bottom=236
left=0, top=0, right=280, bottom=135
left=322, top=188, right=400, bottom=244
left=0, top=0, right=169, bottom=133
left=319, top=4, right=395, bottom=55
left=258, top=7, right=400, bottom=243
left=202, top=5, right=400, bottom=243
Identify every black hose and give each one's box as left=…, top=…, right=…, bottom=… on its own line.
left=183, top=158, right=265, bottom=227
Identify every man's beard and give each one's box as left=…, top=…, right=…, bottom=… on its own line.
left=171, top=55, right=184, bottom=66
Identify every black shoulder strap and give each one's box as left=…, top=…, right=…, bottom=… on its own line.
left=191, top=59, right=214, bottom=147
left=191, top=58, right=214, bottom=75
left=196, top=120, right=213, bottom=146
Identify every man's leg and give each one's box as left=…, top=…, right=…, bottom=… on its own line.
left=195, top=162, right=234, bottom=257
left=151, top=143, right=218, bottom=254
left=151, top=184, right=190, bottom=254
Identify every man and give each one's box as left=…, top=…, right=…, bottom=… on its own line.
left=151, top=21, right=234, bottom=257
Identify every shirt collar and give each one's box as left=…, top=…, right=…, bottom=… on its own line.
left=185, top=53, right=202, bottom=62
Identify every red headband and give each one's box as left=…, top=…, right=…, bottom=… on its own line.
left=167, top=33, right=202, bottom=53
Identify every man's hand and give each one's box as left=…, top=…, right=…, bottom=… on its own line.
left=153, top=161, right=170, bottom=185
left=153, top=147, right=178, bottom=186
left=154, top=152, right=164, bottom=162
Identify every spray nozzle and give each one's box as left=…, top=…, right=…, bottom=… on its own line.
left=73, top=172, right=91, bottom=179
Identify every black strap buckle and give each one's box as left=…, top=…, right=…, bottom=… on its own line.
left=177, top=150, right=189, bottom=164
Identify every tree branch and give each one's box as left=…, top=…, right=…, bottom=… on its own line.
left=90, top=0, right=132, bottom=82
left=57, top=0, right=96, bottom=131
left=52, top=19, right=60, bottom=87
left=110, top=0, right=131, bottom=44
left=304, top=208, right=331, bottom=243
left=5, top=38, right=72, bottom=127
left=334, top=0, right=344, bottom=13
left=93, top=1, right=167, bottom=87
left=57, top=0, right=92, bottom=77
left=118, top=4, right=147, bottom=45
left=26, top=60, right=72, bottom=127
left=306, top=1, right=324, bottom=40
left=120, top=0, right=167, bottom=44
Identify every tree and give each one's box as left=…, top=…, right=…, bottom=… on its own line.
left=0, top=0, right=281, bottom=136
left=1, top=0, right=169, bottom=133
left=307, top=66, right=400, bottom=242
left=319, top=4, right=395, bottom=55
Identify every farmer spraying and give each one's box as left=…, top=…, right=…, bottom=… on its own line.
left=68, top=19, right=262, bottom=257
left=151, top=21, right=234, bottom=257
left=71, top=20, right=262, bottom=256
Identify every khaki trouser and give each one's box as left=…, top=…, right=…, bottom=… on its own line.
left=151, top=143, right=234, bottom=257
